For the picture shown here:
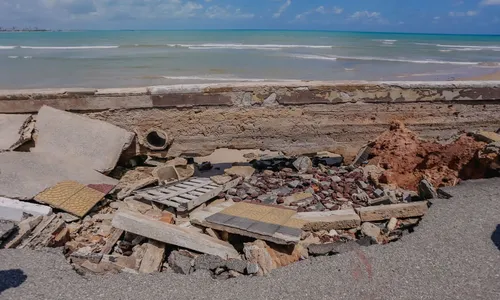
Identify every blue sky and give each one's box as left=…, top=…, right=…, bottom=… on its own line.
left=1, top=0, right=500, bottom=34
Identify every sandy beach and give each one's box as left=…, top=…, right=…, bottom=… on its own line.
left=461, top=70, right=500, bottom=81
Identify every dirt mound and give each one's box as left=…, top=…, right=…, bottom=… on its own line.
left=368, top=121, right=496, bottom=190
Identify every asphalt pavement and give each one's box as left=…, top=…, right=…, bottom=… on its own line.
left=1, top=178, right=499, bottom=300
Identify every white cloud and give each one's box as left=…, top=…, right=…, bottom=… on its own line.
left=350, top=11, right=381, bottom=19
left=295, top=6, right=343, bottom=20
left=481, top=0, right=500, bottom=5
left=273, top=0, right=291, bottom=18
left=205, top=6, right=254, bottom=19
left=449, top=10, right=478, bottom=17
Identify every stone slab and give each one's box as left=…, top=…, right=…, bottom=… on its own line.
left=0, top=152, right=118, bottom=200
left=0, top=221, right=15, bottom=241
left=33, top=106, right=135, bottom=173
left=112, top=209, right=239, bottom=259
left=34, top=181, right=106, bottom=218
left=292, top=209, right=361, bottom=231
left=0, top=197, right=53, bottom=222
left=203, top=202, right=302, bottom=244
left=356, top=202, right=429, bottom=222
left=0, top=114, right=32, bottom=152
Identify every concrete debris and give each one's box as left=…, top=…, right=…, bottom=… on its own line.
left=0, top=114, right=33, bottom=152
left=224, top=166, right=255, bottom=178
left=0, top=152, right=118, bottom=201
left=472, top=131, right=500, bottom=144
left=293, top=156, right=312, bottom=173
left=152, top=165, right=180, bottom=184
left=210, top=175, right=233, bottom=185
left=418, top=179, right=438, bottom=200
left=112, top=209, right=240, bottom=258
left=33, top=106, right=134, bottom=173
left=0, top=197, right=52, bottom=222
left=139, top=240, right=166, bottom=273
left=0, top=118, right=461, bottom=278
left=292, top=209, right=361, bottom=231
left=0, top=221, right=16, bottom=242
left=203, top=202, right=303, bottom=245
left=356, top=201, right=429, bottom=222
left=168, top=251, right=193, bottom=275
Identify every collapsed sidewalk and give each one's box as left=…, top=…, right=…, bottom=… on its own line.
left=1, top=107, right=499, bottom=279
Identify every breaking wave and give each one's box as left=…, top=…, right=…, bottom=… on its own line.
left=19, top=46, right=119, bottom=49
left=415, top=43, right=500, bottom=51
left=162, top=75, right=295, bottom=82
left=288, top=53, right=498, bottom=66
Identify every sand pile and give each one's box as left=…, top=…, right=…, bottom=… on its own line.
left=368, top=121, right=497, bottom=190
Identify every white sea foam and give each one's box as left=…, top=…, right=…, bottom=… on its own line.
left=335, top=55, right=483, bottom=65
left=415, top=42, right=500, bottom=51
left=165, top=43, right=333, bottom=50
left=162, top=75, right=295, bottom=82
left=19, top=46, right=119, bottom=49
left=0, top=46, right=16, bottom=49
left=289, top=53, right=493, bottom=66
left=373, top=39, right=397, bottom=45
left=288, top=54, right=338, bottom=61
left=8, top=56, right=18, bottom=59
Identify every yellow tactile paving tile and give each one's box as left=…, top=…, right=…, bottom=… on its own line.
left=34, top=181, right=85, bottom=207
left=219, top=202, right=296, bottom=226
left=62, top=187, right=105, bottom=217
left=258, top=208, right=296, bottom=225
left=282, top=217, right=307, bottom=229
left=34, top=180, right=105, bottom=218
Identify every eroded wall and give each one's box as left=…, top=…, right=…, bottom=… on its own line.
left=1, top=81, right=499, bottom=160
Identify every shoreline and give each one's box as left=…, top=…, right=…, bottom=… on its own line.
left=460, top=70, right=500, bottom=81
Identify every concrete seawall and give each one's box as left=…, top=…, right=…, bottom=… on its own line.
left=1, top=81, right=500, bottom=159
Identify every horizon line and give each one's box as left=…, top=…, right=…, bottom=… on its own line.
left=2, top=28, right=500, bottom=36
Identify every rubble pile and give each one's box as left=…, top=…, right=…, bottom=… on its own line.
left=0, top=107, right=498, bottom=279
left=367, top=121, right=500, bottom=190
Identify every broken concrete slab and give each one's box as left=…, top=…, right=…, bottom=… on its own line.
left=3, top=216, right=43, bottom=248
left=33, top=106, right=134, bottom=173
left=291, top=209, right=361, bottom=231
left=0, top=197, right=52, bottom=221
left=418, top=179, right=438, bottom=200
left=473, top=131, right=500, bottom=143
left=0, top=220, right=15, bottom=241
left=112, top=209, right=239, bottom=259
left=139, top=240, right=166, bottom=273
left=0, top=152, right=118, bottom=201
left=224, top=166, right=255, bottom=178
left=202, top=202, right=303, bottom=245
left=356, top=201, right=429, bottom=222
left=0, top=114, right=33, bottom=152
left=307, top=241, right=360, bottom=256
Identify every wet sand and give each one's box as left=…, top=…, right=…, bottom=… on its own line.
left=460, top=70, right=500, bottom=81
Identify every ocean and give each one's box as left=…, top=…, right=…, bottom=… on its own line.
left=1, top=30, right=500, bottom=88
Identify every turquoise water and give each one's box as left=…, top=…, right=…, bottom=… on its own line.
left=1, top=30, right=500, bottom=88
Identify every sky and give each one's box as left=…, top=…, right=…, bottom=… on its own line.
left=1, top=0, right=500, bottom=34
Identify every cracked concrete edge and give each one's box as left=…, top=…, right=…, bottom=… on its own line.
left=1, top=80, right=500, bottom=113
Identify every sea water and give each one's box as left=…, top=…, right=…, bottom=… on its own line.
left=1, top=30, right=500, bottom=88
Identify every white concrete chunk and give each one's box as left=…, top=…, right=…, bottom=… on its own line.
left=0, top=197, right=52, bottom=221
